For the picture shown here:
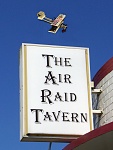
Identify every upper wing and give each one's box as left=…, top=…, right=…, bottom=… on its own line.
left=51, top=14, right=66, bottom=27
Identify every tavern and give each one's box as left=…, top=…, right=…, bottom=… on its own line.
left=31, top=109, right=88, bottom=124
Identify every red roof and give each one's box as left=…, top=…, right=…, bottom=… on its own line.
left=63, top=122, right=113, bottom=150
left=93, top=57, right=113, bottom=87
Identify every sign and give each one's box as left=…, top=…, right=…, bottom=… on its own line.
left=20, top=43, right=93, bottom=142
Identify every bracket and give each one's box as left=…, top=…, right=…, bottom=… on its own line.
left=92, top=109, right=103, bottom=115
left=91, top=81, right=94, bottom=88
left=91, top=81, right=102, bottom=94
left=92, top=88, right=102, bottom=94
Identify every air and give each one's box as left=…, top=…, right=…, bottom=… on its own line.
left=0, top=0, right=113, bottom=150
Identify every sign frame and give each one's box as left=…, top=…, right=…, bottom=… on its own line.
left=19, top=43, right=93, bottom=142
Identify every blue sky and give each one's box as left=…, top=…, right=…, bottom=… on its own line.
left=0, top=0, right=113, bottom=150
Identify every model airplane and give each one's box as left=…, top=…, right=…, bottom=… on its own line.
left=37, top=11, right=67, bottom=33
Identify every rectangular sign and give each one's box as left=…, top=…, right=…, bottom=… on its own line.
left=20, top=43, right=93, bottom=142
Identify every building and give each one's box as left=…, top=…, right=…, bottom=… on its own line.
left=63, top=57, right=113, bottom=150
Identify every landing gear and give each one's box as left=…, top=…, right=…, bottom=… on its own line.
left=62, top=29, right=66, bottom=33
left=61, top=24, right=67, bottom=33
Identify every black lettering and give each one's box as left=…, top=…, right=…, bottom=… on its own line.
left=31, top=109, right=43, bottom=124
left=81, top=113, right=87, bottom=122
left=64, top=74, right=72, bottom=83
left=64, top=58, right=72, bottom=67
left=43, top=112, right=53, bottom=122
left=62, top=112, right=70, bottom=122
left=64, top=93, right=68, bottom=102
left=45, top=71, right=58, bottom=85
left=58, top=74, right=63, bottom=83
left=41, top=89, right=53, bottom=104
left=52, top=111, right=61, bottom=121
left=54, top=92, right=63, bottom=101
left=42, top=54, right=54, bottom=68
left=71, top=113, right=79, bottom=122
left=55, top=57, right=63, bottom=66
left=70, top=93, right=77, bottom=102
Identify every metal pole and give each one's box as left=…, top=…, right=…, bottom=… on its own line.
left=48, top=142, right=52, bottom=150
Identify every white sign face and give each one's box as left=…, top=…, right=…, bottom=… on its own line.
left=20, top=43, right=93, bottom=142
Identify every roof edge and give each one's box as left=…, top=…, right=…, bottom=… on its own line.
left=63, top=122, right=113, bottom=150
left=93, top=57, right=113, bottom=87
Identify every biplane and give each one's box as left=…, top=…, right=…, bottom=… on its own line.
left=37, top=11, right=67, bottom=33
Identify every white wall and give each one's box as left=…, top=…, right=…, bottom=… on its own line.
left=92, top=70, right=113, bottom=128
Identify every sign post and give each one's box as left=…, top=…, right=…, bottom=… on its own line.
left=20, top=43, right=93, bottom=142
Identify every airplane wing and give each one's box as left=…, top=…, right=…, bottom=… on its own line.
left=51, top=14, right=66, bottom=27
left=48, top=26, right=60, bottom=33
